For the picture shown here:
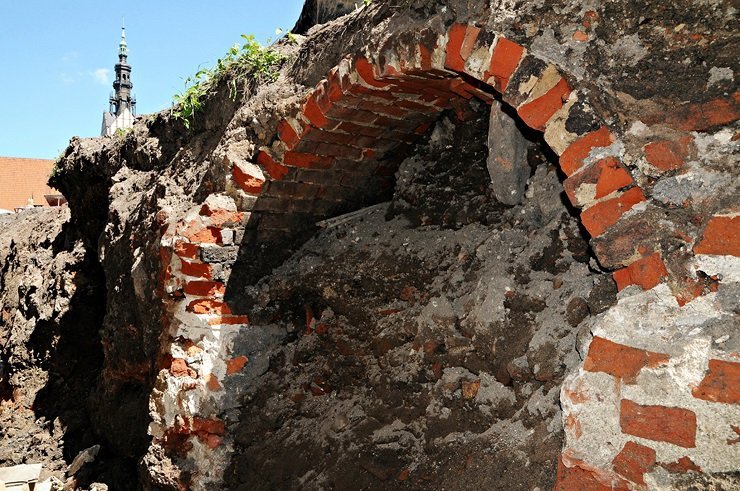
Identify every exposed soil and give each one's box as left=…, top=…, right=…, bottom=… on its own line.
left=222, top=106, right=614, bottom=490
left=0, top=208, right=136, bottom=487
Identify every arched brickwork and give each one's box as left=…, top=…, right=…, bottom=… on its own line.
left=151, top=23, right=739, bottom=489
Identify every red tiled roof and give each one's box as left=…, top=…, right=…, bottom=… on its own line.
left=0, top=157, right=60, bottom=211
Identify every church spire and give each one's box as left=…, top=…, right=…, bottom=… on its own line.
left=119, top=26, right=128, bottom=58
left=102, top=24, right=136, bottom=136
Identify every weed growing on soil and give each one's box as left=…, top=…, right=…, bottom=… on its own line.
left=172, top=34, right=285, bottom=129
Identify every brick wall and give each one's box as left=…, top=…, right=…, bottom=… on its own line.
left=148, top=21, right=739, bottom=489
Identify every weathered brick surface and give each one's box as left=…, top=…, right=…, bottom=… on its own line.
left=554, top=455, right=628, bottom=491
left=180, top=259, right=213, bottom=279
left=560, top=127, right=615, bottom=176
left=620, top=399, right=697, bottom=448
left=660, top=456, right=703, bottom=474
left=584, top=336, right=669, bottom=383
left=232, top=165, right=265, bottom=195
left=444, top=24, right=481, bottom=72
left=580, top=187, right=646, bottom=237
left=612, top=441, right=656, bottom=485
left=692, top=359, right=740, bottom=405
left=484, top=37, right=525, bottom=92
left=174, top=241, right=199, bottom=260
left=226, top=356, right=249, bottom=375
left=183, top=281, right=226, bottom=297
left=643, top=138, right=692, bottom=172
left=564, top=157, right=634, bottom=208
left=517, top=77, right=570, bottom=130
left=612, top=252, right=669, bottom=292
left=186, top=298, right=233, bottom=315
left=693, top=216, right=740, bottom=257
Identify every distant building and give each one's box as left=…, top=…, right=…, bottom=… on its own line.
left=101, top=27, right=136, bottom=136
left=0, top=157, right=66, bottom=213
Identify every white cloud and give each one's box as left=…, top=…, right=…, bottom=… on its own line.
left=91, top=68, right=111, bottom=86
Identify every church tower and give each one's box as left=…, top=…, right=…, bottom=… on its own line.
left=101, top=26, right=137, bottom=136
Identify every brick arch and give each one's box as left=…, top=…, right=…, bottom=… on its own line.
left=230, top=23, right=660, bottom=292
left=150, top=23, right=737, bottom=489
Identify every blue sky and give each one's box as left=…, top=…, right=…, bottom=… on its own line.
left=0, top=1, right=306, bottom=159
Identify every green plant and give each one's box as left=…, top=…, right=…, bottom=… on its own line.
left=275, top=27, right=299, bottom=45
left=50, top=149, right=67, bottom=180
left=172, top=34, right=286, bottom=130
left=114, top=127, right=133, bottom=138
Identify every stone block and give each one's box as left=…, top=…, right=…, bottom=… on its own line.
left=487, top=100, right=531, bottom=205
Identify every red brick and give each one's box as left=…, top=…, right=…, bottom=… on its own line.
left=580, top=187, right=646, bottom=237
left=358, top=99, right=412, bottom=118
left=283, top=151, right=334, bottom=169
left=346, top=83, right=397, bottom=101
left=174, top=242, right=199, bottom=260
left=256, top=151, right=290, bottom=181
left=187, top=298, right=232, bottom=315
left=674, top=276, right=716, bottom=307
left=612, top=252, right=670, bottom=291
left=517, top=77, right=571, bottom=130
left=643, top=139, right=690, bottom=171
left=314, top=142, right=363, bottom=160
left=612, top=441, right=656, bottom=485
left=620, top=399, right=697, bottom=448
left=180, top=260, right=212, bottom=279
left=182, top=226, right=221, bottom=244
left=325, top=78, right=345, bottom=103
left=183, top=281, right=225, bottom=297
left=303, top=129, right=363, bottom=146
left=303, top=93, right=330, bottom=128
left=191, top=417, right=225, bottom=436
left=205, top=373, right=222, bottom=391
left=691, top=359, right=740, bottom=405
left=277, top=119, right=302, bottom=149
left=445, top=24, right=481, bottom=72
left=207, top=315, right=249, bottom=326
left=313, top=81, right=334, bottom=114
left=585, top=336, right=669, bottom=383
left=458, top=83, right=496, bottom=103
left=593, top=159, right=634, bottom=200
left=560, top=126, right=616, bottom=176
left=355, top=57, right=387, bottom=88
left=327, top=106, right=379, bottom=125
left=202, top=434, right=223, bottom=449
left=396, top=99, right=438, bottom=114
left=448, top=79, right=476, bottom=100
left=485, top=37, right=525, bottom=92
left=660, top=457, right=702, bottom=474
left=203, top=209, right=244, bottom=227
left=651, top=93, right=740, bottom=132
left=554, top=455, right=629, bottom=491
left=564, top=157, right=634, bottom=207
left=170, top=358, right=197, bottom=378
left=226, top=355, right=249, bottom=375
left=335, top=121, right=386, bottom=137
left=693, top=216, right=740, bottom=257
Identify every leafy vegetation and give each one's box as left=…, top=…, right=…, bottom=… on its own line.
left=172, top=34, right=287, bottom=130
